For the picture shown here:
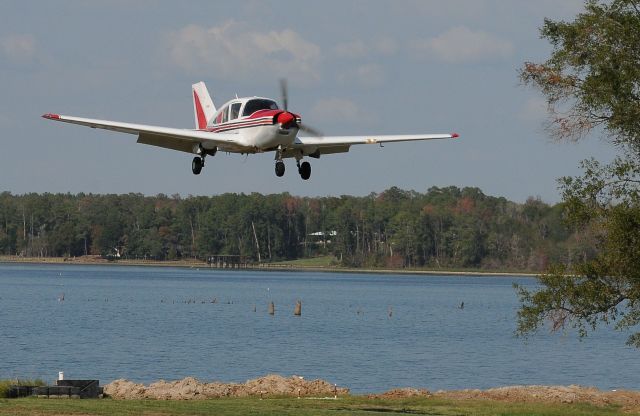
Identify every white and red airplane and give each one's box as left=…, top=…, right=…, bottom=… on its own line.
left=42, top=81, right=459, bottom=180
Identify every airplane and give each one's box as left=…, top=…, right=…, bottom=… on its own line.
left=42, top=81, right=459, bottom=180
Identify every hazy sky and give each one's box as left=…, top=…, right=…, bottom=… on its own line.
left=0, top=1, right=618, bottom=202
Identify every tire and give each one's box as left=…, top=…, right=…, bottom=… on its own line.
left=299, top=161, right=311, bottom=180
left=275, top=161, right=285, bottom=177
left=192, top=157, right=203, bottom=175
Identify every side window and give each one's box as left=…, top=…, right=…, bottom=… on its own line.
left=230, top=103, right=241, bottom=120
left=221, top=106, right=229, bottom=124
left=214, top=109, right=223, bottom=125
left=214, top=106, right=229, bottom=125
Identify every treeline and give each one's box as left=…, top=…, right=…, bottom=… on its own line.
left=0, top=187, right=596, bottom=271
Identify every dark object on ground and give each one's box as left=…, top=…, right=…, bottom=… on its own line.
left=7, top=385, right=37, bottom=398
left=33, top=380, right=103, bottom=399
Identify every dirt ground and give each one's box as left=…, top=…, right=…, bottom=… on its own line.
left=436, top=385, right=640, bottom=409
left=105, top=376, right=640, bottom=411
left=370, top=385, right=640, bottom=411
left=104, top=375, right=348, bottom=400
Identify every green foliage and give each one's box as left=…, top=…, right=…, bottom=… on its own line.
left=0, top=379, right=46, bottom=398
left=520, top=0, right=640, bottom=149
left=0, top=187, right=581, bottom=271
left=517, top=0, right=640, bottom=347
left=516, top=156, right=640, bottom=346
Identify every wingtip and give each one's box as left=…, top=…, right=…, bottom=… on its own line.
left=451, top=132, right=459, bottom=139
left=42, top=113, right=61, bottom=120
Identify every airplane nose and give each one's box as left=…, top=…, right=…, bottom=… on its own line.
left=277, top=111, right=296, bottom=128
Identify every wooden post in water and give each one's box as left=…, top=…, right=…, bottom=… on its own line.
left=268, top=301, right=275, bottom=315
left=294, top=300, right=302, bottom=316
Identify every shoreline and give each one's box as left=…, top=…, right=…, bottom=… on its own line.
left=0, top=255, right=538, bottom=277
left=5, top=382, right=640, bottom=415
left=70, top=376, right=640, bottom=411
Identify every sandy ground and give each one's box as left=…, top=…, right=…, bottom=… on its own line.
left=104, top=375, right=349, bottom=400
left=104, top=377, right=640, bottom=411
left=371, top=385, right=640, bottom=411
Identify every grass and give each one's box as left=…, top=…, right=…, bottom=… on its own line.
left=0, top=396, right=626, bottom=416
left=0, top=379, right=46, bottom=398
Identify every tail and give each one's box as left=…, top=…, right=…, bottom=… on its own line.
left=192, top=82, right=216, bottom=129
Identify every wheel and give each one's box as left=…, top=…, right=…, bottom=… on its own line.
left=192, top=157, right=203, bottom=175
left=275, top=161, right=285, bottom=177
left=299, top=161, right=311, bottom=180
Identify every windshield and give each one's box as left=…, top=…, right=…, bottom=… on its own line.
left=242, top=99, right=278, bottom=116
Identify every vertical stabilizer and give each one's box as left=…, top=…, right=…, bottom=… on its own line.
left=192, top=82, right=216, bottom=129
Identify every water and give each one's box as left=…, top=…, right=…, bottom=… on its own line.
left=0, top=264, right=637, bottom=393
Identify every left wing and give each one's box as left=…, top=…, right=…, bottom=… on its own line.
left=289, top=133, right=459, bottom=157
left=41, top=113, right=243, bottom=154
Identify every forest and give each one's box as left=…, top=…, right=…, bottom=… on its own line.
left=0, top=187, right=595, bottom=271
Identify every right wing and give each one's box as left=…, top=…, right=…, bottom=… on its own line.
left=41, top=113, right=242, bottom=154
left=289, top=133, right=459, bottom=157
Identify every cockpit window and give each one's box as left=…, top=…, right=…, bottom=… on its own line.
left=242, top=99, right=278, bottom=116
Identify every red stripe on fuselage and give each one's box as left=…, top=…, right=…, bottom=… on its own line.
left=247, top=109, right=282, bottom=119
left=207, top=118, right=273, bottom=133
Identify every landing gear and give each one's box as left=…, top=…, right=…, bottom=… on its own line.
left=192, top=157, right=204, bottom=175
left=298, top=161, right=311, bottom=180
left=191, top=145, right=216, bottom=175
left=275, top=160, right=285, bottom=177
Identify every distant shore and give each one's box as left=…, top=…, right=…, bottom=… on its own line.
left=0, top=255, right=538, bottom=277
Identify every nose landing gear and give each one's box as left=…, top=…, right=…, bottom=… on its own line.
left=273, top=148, right=311, bottom=180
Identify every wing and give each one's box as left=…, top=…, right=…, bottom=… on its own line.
left=289, top=133, right=459, bottom=158
left=41, top=113, right=242, bottom=154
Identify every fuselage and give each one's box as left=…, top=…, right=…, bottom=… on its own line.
left=203, top=96, right=301, bottom=153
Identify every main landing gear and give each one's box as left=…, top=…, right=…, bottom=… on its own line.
left=191, top=146, right=217, bottom=175
left=192, top=156, right=204, bottom=175
left=275, top=160, right=285, bottom=177
left=298, top=160, right=311, bottom=180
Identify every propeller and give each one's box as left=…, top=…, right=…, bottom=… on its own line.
left=280, top=79, right=289, bottom=112
left=298, top=123, right=323, bottom=137
left=279, top=79, right=323, bottom=137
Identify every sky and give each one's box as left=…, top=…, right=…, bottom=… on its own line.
left=0, top=0, right=619, bottom=203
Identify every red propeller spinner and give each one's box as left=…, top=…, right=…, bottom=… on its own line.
left=277, top=111, right=297, bottom=128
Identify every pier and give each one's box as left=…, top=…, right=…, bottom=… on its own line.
left=205, top=254, right=254, bottom=269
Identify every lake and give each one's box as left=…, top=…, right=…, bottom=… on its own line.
left=0, top=263, right=637, bottom=393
